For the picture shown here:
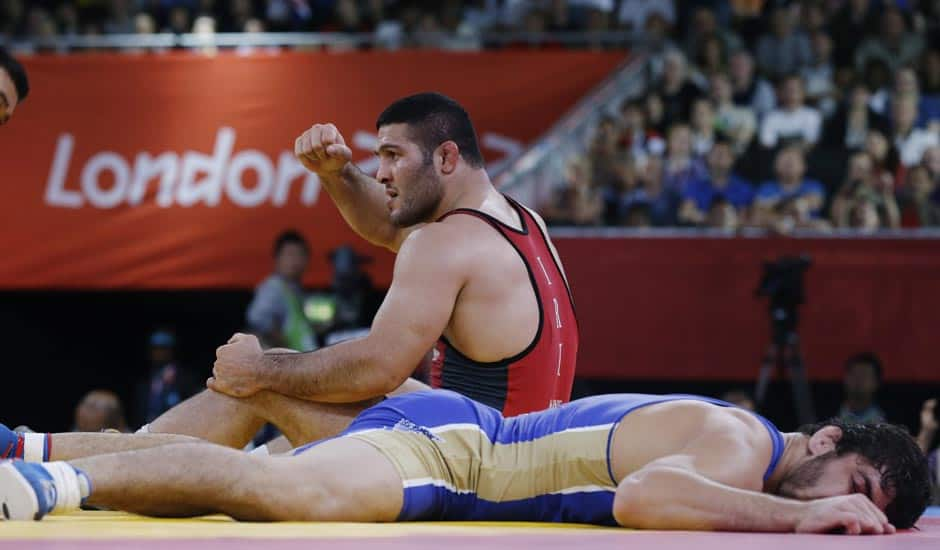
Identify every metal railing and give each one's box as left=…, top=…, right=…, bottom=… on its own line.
left=496, top=53, right=646, bottom=205
left=2, top=30, right=635, bottom=53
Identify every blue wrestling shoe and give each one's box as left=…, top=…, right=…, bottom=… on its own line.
left=0, top=461, right=57, bottom=520
left=0, top=424, right=23, bottom=459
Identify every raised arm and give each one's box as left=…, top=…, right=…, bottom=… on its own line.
left=612, top=419, right=894, bottom=534
left=295, top=124, right=411, bottom=252
left=210, top=224, right=464, bottom=402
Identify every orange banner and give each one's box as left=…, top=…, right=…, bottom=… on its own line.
left=0, top=51, right=624, bottom=289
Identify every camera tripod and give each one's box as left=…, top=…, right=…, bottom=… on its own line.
left=754, top=312, right=817, bottom=426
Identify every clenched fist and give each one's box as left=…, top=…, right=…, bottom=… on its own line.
left=294, top=123, right=353, bottom=176
left=208, top=333, right=266, bottom=398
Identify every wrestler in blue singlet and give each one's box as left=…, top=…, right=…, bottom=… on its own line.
left=295, top=390, right=785, bottom=525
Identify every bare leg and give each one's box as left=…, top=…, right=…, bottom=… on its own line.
left=71, top=438, right=403, bottom=521
left=149, top=389, right=379, bottom=448
left=49, top=433, right=202, bottom=461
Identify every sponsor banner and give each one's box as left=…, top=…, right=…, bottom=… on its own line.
left=0, top=50, right=625, bottom=289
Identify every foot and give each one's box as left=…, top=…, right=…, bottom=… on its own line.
left=0, top=424, right=50, bottom=461
left=0, top=424, right=23, bottom=459
left=0, top=461, right=56, bottom=521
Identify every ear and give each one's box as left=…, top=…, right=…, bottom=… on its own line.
left=437, top=141, right=460, bottom=175
left=807, top=425, right=843, bottom=456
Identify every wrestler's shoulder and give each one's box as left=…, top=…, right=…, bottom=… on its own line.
left=402, top=216, right=501, bottom=251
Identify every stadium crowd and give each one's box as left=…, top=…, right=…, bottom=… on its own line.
left=540, top=1, right=940, bottom=231
left=2, top=0, right=654, bottom=43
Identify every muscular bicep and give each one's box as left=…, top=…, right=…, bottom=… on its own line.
left=366, top=229, right=465, bottom=380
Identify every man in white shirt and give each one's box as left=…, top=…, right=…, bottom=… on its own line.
left=759, top=75, right=822, bottom=149
left=891, top=94, right=939, bottom=167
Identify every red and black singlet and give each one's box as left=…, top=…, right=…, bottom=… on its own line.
left=429, top=195, right=579, bottom=417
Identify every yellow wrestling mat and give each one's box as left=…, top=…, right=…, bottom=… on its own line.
left=0, top=510, right=614, bottom=539
left=2, top=511, right=938, bottom=550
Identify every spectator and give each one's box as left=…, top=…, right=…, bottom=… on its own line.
left=641, top=11, right=680, bottom=83
left=265, top=0, right=313, bottom=32
left=870, top=66, right=921, bottom=118
left=706, top=196, right=740, bottom=230
left=821, top=82, right=891, bottom=152
left=221, top=0, right=254, bottom=32
left=56, top=3, right=81, bottom=38
left=618, top=97, right=666, bottom=159
left=801, top=31, right=836, bottom=117
left=728, top=0, right=764, bottom=47
left=855, top=7, right=925, bottom=73
left=542, top=156, right=603, bottom=226
left=728, top=50, right=776, bottom=119
left=163, top=6, right=191, bottom=33
left=898, top=164, right=940, bottom=227
left=918, top=399, right=937, bottom=454
left=891, top=94, right=939, bottom=168
left=678, top=138, right=754, bottom=226
left=917, top=51, right=940, bottom=126
left=921, top=49, right=940, bottom=102
left=925, top=145, right=940, bottom=183
left=103, top=0, right=136, bottom=34
left=759, top=74, right=822, bottom=149
left=721, top=390, right=756, bottom=411
left=644, top=91, right=667, bottom=135
left=864, top=129, right=899, bottom=178
left=622, top=202, right=652, bottom=228
left=755, top=6, right=812, bottom=80
left=798, top=0, right=827, bottom=36
left=314, top=245, right=381, bottom=346
left=684, top=7, right=741, bottom=64
left=828, top=0, right=877, bottom=69
left=73, top=390, right=129, bottom=433
left=0, top=47, right=29, bottom=127
left=617, top=0, right=675, bottom=33
left=917, top=398, right=939, bottom=504
left=621, top=155, right=678, bottom=226
left=753, top=145, right=826, bottom=231
left=690, top=34, right=727, bottom=87
left=246, top=229, right=318, bottom=351
left=655, top=50, right=704, bottom=128
left=136, top=329, right=200, bottom=425
left=689, top=97, right=716, bottom=156
left=135, top=12, right=156, bottom=34
left=662, top=123, right=707, bottom=193
left=837, top=352, right=887, bottom=424
left=710, top=71, right=757, bottom=154
left=831, top=151, right=900, bottom=230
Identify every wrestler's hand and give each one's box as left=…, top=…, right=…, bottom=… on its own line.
left=208, top=333, right=266, bottom=397
left=295, top=123, right=353, bottom=176
left=794, top=494, right=895, bottom=535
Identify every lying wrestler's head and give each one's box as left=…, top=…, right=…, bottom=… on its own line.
left=0, top=48, right=29, bottom=127
left=776, top=419, right=930, bottom=529
left=374, top=93, right=485, bottom=227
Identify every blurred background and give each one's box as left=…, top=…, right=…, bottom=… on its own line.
left=0, top=0, right=938, bottom=493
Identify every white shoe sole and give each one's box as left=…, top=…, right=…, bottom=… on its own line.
left=0, top=462, right=40, bottom=521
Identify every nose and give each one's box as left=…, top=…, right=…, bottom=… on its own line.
left=376, top=159, right=392, bottom=185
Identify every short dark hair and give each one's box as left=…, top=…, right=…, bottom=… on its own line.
left=375, top=92, right=485, bottom=168
left=845, top=352, right=883, bottom=382
left=0, top=48, right=29, bottom=103
left=273, top=230, right=309, bottom=257
left=798, top=419, right=930, bottom=529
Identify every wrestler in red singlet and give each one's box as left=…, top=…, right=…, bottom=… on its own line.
left=429, top=195, right=579, bottom=417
